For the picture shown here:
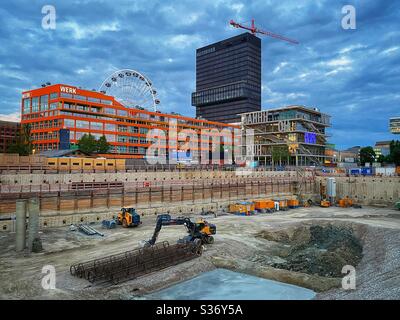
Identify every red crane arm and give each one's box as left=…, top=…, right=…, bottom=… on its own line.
left=229, top=19, right=299, bottom=45
left=256, top=28, right=299, bottom=44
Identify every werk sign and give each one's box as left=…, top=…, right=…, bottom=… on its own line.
left=60, top=86, right=77, bottom=95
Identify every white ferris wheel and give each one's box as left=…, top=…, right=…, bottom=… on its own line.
left=99, top=69, right=160, bottom=112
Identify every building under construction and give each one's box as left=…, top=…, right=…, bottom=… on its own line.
left=241, top=105, right=331, bottom=166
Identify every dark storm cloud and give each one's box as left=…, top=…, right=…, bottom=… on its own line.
left=0, top=0, right=399, bottom=149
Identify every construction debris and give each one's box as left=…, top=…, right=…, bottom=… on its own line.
left=102, top=219, right=116, bottom=229
left=77, top=224, right=104, bottom=237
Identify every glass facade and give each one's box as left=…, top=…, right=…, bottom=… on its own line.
left=76, top=120, right=89, bottom=128
left=192, top=82, right=247, bottom=106
left=192, top=32, right=261, bottom=123
left=64, top=119, right=75, bottom=128
left=390, top=117, right=400, bottom=134
left=22, top=98, right=30, bottom=114
left=31, top=97, right=39, bottom=112
left=90, top=121, right=103, bottom=130
left=40, top=95, right=48, bottom=111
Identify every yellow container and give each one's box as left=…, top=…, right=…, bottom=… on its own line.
left=94, top=159, right=105, bottom=171
left=115, top=159, right=125, bottom=171
left=105, top=159, right=116, bottom=171
left=70, top=158, right=83, bottom=170
left=58, top=158, right=70, bottom=171
left=46, top=158, right=58, bottom=170
left=82, top=158, right=94, bottom=171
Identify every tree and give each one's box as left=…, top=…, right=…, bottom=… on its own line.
left=377, top=154, right=385, bottom=163
left=77, top=134, right=97, bottom=154
left=272, top=145, right=290, bottom=167
left=7, top=124, right=33, bottom=155
left=387, top=140, right=400, bottom=165
left=96, top=135, right=110, bottom=153
left=359, top=146, right=375, bottom=166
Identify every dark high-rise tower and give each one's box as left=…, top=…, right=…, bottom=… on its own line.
left=192, top=32, right=261, bottom=123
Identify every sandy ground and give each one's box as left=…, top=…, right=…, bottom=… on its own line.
left=0, top=205, right=399, bottom=300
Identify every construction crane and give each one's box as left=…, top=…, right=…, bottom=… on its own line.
left=229, top=18, right=299, bottom=44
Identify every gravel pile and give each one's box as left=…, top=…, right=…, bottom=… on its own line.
left=262, top=224, right=363, bottom=277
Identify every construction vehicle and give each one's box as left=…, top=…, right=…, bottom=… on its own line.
left=319, top=182, right=332, bottom=207
left=117, top=207, right=142, bottom=228
left=303, top=199, right=314, bottom=207
left=228, top=201, right=255, bottom=215
left=145, top=214, right=216, bottom=246
left=320, top=199, right=331, bottom=207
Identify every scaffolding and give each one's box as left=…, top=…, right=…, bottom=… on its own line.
left=241, top=106, right=331, bottom=166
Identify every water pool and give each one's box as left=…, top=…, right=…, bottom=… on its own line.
left=145, top=268, right=315, bottom=300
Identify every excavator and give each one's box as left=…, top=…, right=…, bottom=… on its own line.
left=145, top=214, right=216, bottom=247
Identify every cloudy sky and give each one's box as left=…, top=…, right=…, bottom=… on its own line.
left=0, top=0, right=399, bottom=149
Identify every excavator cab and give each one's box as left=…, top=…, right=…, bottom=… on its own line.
left=117, top=207, right=141, bottom=228
left=194, top=218, right=216, bottom=242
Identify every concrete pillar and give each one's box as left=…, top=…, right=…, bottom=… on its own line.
left=15, top=200, right=26, bottom=252
left=27, top=198, right=40, bottom=252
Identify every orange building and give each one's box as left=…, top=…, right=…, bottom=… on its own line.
left=20, top=84, right=238, bottom=160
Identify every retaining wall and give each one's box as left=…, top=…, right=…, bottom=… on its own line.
left=316, top=176, right=400, bottom=205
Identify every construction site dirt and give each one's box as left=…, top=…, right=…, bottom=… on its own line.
left=1, top=206, right=399, bottom=300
